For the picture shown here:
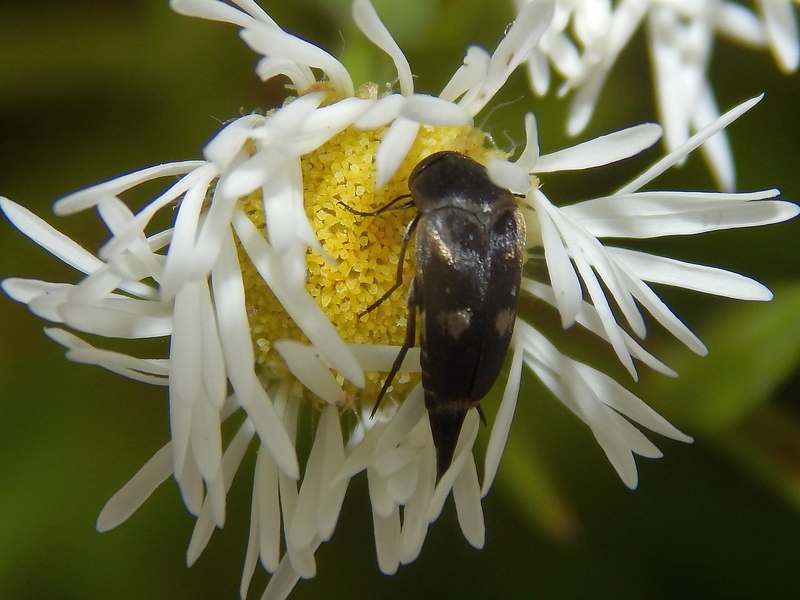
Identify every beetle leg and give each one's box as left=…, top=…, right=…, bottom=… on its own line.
left=337, top=194, right=413, bottom=217
left=370, top=279, right=418, bottom=418
left=476, top=404, right=487, bottom=426
left=360, top=213, right=420, bottom=316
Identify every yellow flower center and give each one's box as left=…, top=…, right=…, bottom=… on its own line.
left=238, top=120, right=501, bottom=403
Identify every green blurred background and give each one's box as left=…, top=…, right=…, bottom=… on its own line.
left=2, top=1, right=800, bottom=598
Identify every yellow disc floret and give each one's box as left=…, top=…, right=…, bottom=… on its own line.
left=238, top=118, right=502, bottom=403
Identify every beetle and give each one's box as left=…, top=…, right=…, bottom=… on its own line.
left=344, top=150, right=526, bottom=479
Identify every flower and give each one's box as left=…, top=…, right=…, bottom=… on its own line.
left=515, top=0, right=799, bottom=191
left=1, top=1, right=796, bottom=600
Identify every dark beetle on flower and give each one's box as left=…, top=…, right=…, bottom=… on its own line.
left=344, top=151, right=526, bottom=479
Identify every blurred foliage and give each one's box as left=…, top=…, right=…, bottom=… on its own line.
left=2, top=1, right=800, bottom=599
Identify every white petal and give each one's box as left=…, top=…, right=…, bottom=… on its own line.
left=59, top=301, right=173, bottom=339
left=355, top=93, right=405, bottom=129
left=464, top=0, right=556, bottom=115
left=487, top=159, right=532, bottom=194
left=170, top=0, right=258, bottom=28
left=531, top=191, right=583, bottom=328
left=520, top=280, right=678, bottom=377
left=274, top=340, right=343, bottom=404
left=375, top=117, right=421, bottom=188
left=572, top=362, right=692, bottom=443
left=203, top=114, right=264, bottom=169
left=716, top=1, right=767, bottom=47
left=240, top=24, right=354, bottom=96
left=1, top=197, right=103, bottom=275
left=255, top=444, right=281, bottom=573
left=617, top=95, right=763, bottom=195
left=352, top=0, right=414, bottom=95
left=515, top=112, right=540, bottom=172
left=607, top=247, right=774, bottom=300
left=260, top=552, right=303, bottom=600
left=373, top=384, right=426, bottom=460
left=96, top=442, right=173, bottom=532
left=318, top=405, right=348, bottom=541
left=186, top=419, right=256, bottom=566
left=348, top=344, right=421, bottom=373
left=452, top=454, right=484, bottom=549
left=481, top=340, right=523, bottom=497
left=232, top=209, right=365, bottom=388
left=399, top=94, right=473, bottom=126
left=440, top=45, right=491, bottom=103
left=372, top=503, right=401, bottom=575
left=54, top=162, right=206, bottom=216
left=761, top=0, right=800, bottom=71
left=535, top=123, right=662, bottom=173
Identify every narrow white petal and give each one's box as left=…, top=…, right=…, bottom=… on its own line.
left=59, top=302, right=173, bottom=339
left=368, top=470, right=396, bottom=520
left=54, top=162, right=206, bottom=216
left=255, top=445, right=281, bottom=573
left=532, top=192, right=583, bottom=327
left=398, top=438, right=435, bottom=564
left=355, top=93, right=405, bottom=129
left=572, top=362, right=692, bottom=442
left=259, top=552, right=303, bottom=600
left=187, top=419, right=255, bottom=566
left=570, top=198, right=797, bottom=238
left=1, top=197, right=103, bottom=275
left=241, top=486, right=261, bottom=599
left=520, top=281, right=678, bottom=377
left=647, top=7, right=690, bottom=156
left=617, top=265, right=708, bottom=355
left=760, top=0, right=800, bottom=71
left=616, top=95, right=763, bottom=195
left=289, top=413, right=327, bottom=551
left=274, top=341, right=343, bottom=404
left=375, top=117, right=421, bottom=188
left=373, top=384, right=426, bottom=460
left=692, top=84, right=735, bottom=192
left=481, top=340, right=523, bottom=497
left=535, top=123, right=662, bottom=173
left=453, top=454, right=485, bottom=549
left=240, top=24, right=354, bottom=96
left=98, top=164, right=219, bottom=260
left=565, top=65, right=608, bottom=136
left=386, top=457, right=421, bottom=505
left=338, top=420, right=387, bottom=480
left=211, top=232, right=301, bottom=480
left=546, top=203, right=639, bottom=376
left=96, top=443, right=173, bottom=532
left=204, top=113, right=264, bottom=170
left=232, top=209, right=365, bottom=388
left=255, top=56, right=316, bottom=90
left=352, top=0, right=414, bottom=95
left=607, top=247, right=773, bottom=300
left=372, top=503, right=401, bottom=575
left=716, top=1, right=767, bottom=47
left=487, top=159, right=532, bottom=194
left=515, top=112, right=540, bottom=172
left=170, top=0, right=257, bottom=28
left=465, top=0, right=556, bottom=115
left=318, top=405, right=348, bottom=541
left=440, top=45, right=490, bottom=103
left=348, top=344, right=421, bottom=373
left=400, top=94, right=473, bottom=126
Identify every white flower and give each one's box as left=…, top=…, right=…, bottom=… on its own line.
left=515, top=0, right=798, bottom=191
left=1, top=1, right=795, bottom=600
